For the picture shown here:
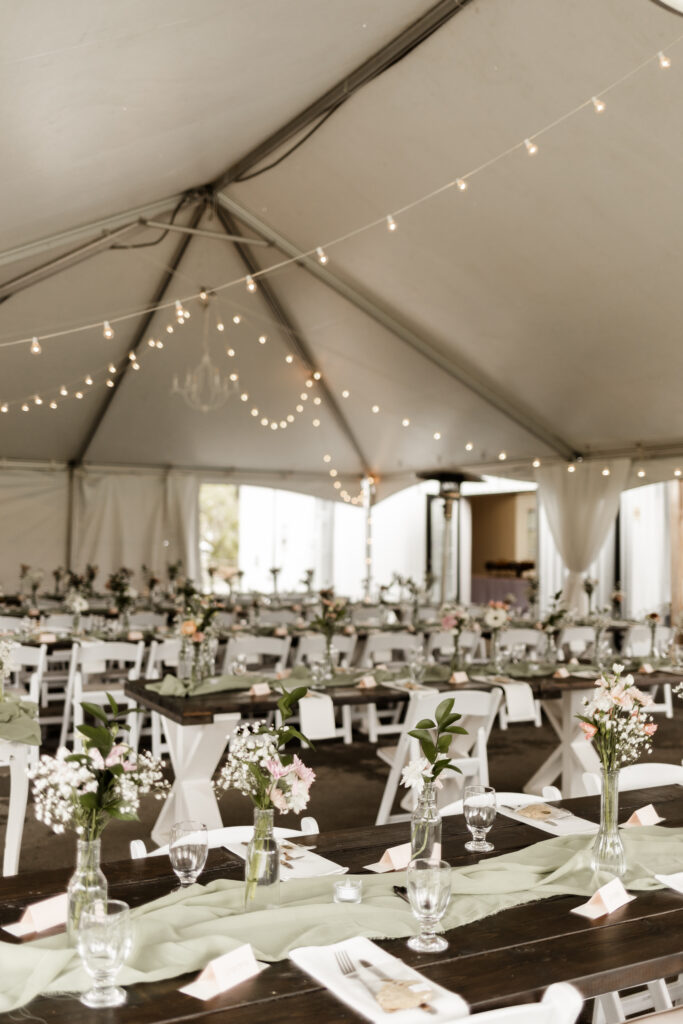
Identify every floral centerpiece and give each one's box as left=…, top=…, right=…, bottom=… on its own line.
left=577, top=663, right=656, bottom=875
left=483, top=601, right=510, bottom=671
left=611, top=583, right=624, bottom=619
left=30, top=694, right=168, bottom=939
left=589, top=606, right=612, bottom=668
left=269, top=566, right=281, bottom=595
left=106, top=568, right=137, bottom=630
left=537, top=590, right=566, bottom=661
left=141, top=564, right=161, bottom=605
left=440, top=604, right=474, bottom=672
left=52, top=566, right=68, bottom=599
left=177, top=582, right=220, bottom=687
left=401, top=697, right=468, bottom=858
left=644, top=611, right=661, bottom=659
left=21, top=565, right=44, bottom=607
left=524, top=570, right=539, bottom=618
left=214, top=686, right=312, bottom=909
left=301, top=569, right=315, bottom=595
left=583, top=575, right=598, bottom=615
left=0, top=636, right=17, bottom=697
left=65, top=589, right=89, bottom=634
left=310, top=588, right=349, bottom=678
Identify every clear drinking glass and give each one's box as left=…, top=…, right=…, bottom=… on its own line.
left=406, top=858, right=452, bottom=953
left=77, top=899, right=132, bottom=1008
left=408, top=649, right=426, bottom=686
left=464, top=785, right=497, bottom=852
left=169, top=820, right=208, bottom=886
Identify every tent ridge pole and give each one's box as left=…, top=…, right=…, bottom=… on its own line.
left=71, top=198, right=207, bottom=466
left=215, top=206, right=373, bottom=476
left=215, top=194, right=576, bottom=461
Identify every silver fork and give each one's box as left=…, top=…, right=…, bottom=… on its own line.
left=335, top=950, right=376, bottom=998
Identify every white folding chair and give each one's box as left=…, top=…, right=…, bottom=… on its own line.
left=0, top=616, right=24, bottom=632
left=0, top=738, right=31, bottom=876
left=129, top=816, right=319, bottom=859
left=7, top=643, right=47, bottom=709
left=222, top=635, right=291, bottom=674
left=498, top=628, right=542, bottom=656
left=375, top=689, right=502, bottom=826
left=258, top=608, right=300, bottom=626
left=351, top=605, right=387, bottom=628
left=59, top=641, right=144, bottom=751
left=582, top=762, right=683, bottom=796
left=129, top=611, right=166, bottom=629
left=440, top=786, right=562, bottom=816
left=558, top=625, right=596, bottom=658
left=214, top=610, right=235, bottom=628
left=623, top=624, right=672, bottom=658
left=43, top=613, right=76, bottom=632
left=293, top=633, right=357, bottom=668
left=359, top=631, right=423, bottom=668
left=466, top=983, right=582, bottom=1023
left=426, top=630, right=486, bottom=663
left=144, top=638, right=182, bottom=757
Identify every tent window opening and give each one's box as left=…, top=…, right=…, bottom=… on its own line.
left=198, top=483, right=239, bottom=592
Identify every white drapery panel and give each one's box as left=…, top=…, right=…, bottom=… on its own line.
left=620, top=481, right=670, bottom=619
left=165, top=471, right=200, bottom=583
left=536, top=459, right=630, bottom=612
left=71, top=470, right=167, bottom=582
left=459, top=497, right=472, bottom=605
left=0, top=468, right=68, bottom=589
left=538, top=499, right=615, bottom=614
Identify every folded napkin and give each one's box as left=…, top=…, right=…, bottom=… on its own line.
left=654, top=871, right=683, bottom=894
left=179, top=944, right=265, bottom=1000
left=622, top=804, right=665, bottom=828
left=0, top=695, right=41, bottom=746
left=488, top=678, right=537, bottom=723
left=497, top=805, right=598, bottom=837
left=299, top=693, right=337, bottom=740
left=382, top=679, right=431, bottom=694
left=571, top=877, right=635, bottom=919
left=290, top=936, right=469, bottom=1023
left=225, top=840, right=346, bottom=881
left=365, top=843, right=413, bottom=873
left=3, top=894, right=68, bottom=937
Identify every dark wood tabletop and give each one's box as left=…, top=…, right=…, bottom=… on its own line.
left=1, top=787, right=682, bottom=1023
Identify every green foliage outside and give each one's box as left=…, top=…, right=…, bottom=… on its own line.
left=199, top=484, right=239, bottom=589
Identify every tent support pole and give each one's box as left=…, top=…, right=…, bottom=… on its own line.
left=71, top=200, right=207, bottom=466
left=362, top=476, right=375, bottom=600
left=215, top=206, right=373, bottom=477
left=66, top=463, right=75, bottom=571
left=215, top=194, right=577, bottom=461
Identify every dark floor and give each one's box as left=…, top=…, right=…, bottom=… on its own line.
left=3, top=705, right=682, bottom=872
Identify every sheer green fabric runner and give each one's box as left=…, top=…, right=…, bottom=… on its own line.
left=1, top=827, right=681, bottom=1012
left=0, top=695, right=40, bottom=745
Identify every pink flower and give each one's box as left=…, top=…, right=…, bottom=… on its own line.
left=631, top=687, right=653, bottom=707
left=610, top=685, right=633, bottom=711
left=441, top=615, right=457, bottom=631
left=580, top=721, right=597, bottom=740
left=644, top=723, right=658, bottom=736
left=270, top=786, right=289, bottom=811
left=265, top=757, right=290, bottom=780
left=291, top=754, right=315, bottom=786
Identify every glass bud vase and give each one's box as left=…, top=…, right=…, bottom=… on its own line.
left=490, top=631, right=504, bottom=673
left=67, top=838, right=108, bottom=943
left=245, top=808, right=280, bottom=912
left=592, top=768, right=625, bottom=878
left=450, top=638, right=465, bottom=673
left=411, top=781, right=442, bottom=860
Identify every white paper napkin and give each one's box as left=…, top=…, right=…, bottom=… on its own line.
left=621, top=804, right=665, bottom=828
left=225, top=840, right=347, bottom=881
left=497, top=806, right=598, bottom=837
left=299, top=694, right=337, bottom=740
left=364, top=842, right=441, bottom=873
left=290, top=937, right=468, bottom=1023
left=3, top=893, right=68, bottom=937
left=179, top=944, right=265, bottom=1000
left=571, top=877, right=635, bottom=919
left=655, top=871, right=683, bottom=894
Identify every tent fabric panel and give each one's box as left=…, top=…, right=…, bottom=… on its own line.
left=0, top=469, right=68, bottom=590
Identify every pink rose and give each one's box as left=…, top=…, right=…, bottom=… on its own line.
left=644, top=723, right=658, bottom=736
left=580, top=721, right=597, bottom=739
left=441, top=615, right=457, bottom=631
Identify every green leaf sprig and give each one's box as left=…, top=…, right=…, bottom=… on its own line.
left=408, top=697, right=468, bottom=781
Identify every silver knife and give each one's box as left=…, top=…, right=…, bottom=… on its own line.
left=359, top=959, right=437, bottom=1015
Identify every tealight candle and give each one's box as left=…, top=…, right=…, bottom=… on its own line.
left=333, top=878, right=362, bottom=904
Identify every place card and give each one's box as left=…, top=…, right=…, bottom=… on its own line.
left=179, top=944, right=265, bottom=1001
left=127, top=630, right=144, bottom=641
left=638, top=663, right=654, bottom=674
left=553, top=667, right=569, bottom=678
left=3, top=893, right=68, bottom=937
left=357, top=675, right=377, bottom=689
left=365, top=841, right=441, bottom=873
left=273, top=625, right=288, bottom=637
left=571, top=877, right=635, bottom=920
left=654, top=872, right=683, bottom=894
left=621, top=804, right=665, bottom=827
left=249, top=682, right=271, bottom=696
left=568, top=657, right=580, bottom=667
left=275, top=669, right=291, bottom=679
left=38, top=632, right=57, bottom=643
left=450, top=671, right=469, bottom=684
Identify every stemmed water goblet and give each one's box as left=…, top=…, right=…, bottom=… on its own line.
left=463, top=785, right=497, bottom=853
left=406, top=858, right=452, bottom=953
left=169, top=820, right=209, bottom=887
left=77, top=899, right=133, bottom=1008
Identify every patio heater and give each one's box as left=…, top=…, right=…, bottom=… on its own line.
left=417, top=469, right=481, bottom=607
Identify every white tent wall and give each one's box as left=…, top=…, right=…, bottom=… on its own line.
left=332, top=503, right=366, bottom=600
left=0, top=468, right=68, bottom=590
left=620, top=482, right=671, bottom=620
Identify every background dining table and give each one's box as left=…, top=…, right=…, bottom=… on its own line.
left=1, top=785, right=681, bottom=1023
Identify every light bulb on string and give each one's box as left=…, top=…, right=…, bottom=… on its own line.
left=156, top=340, right=163, bottom=349
left=305, top=379, right=313, bottom=389
left=34, top=395, right=42, bottom=406
left=260, top=417, right=269, bottom=426
left=280, top=420, right=287, bottom=429
left=532, top=459, right=541, bottom=468
left=675, top=469, right=682, bottom=478
left=313, top=371, right=321, bottom=380
left=524, top=138, right=538, bottom=155
left=602, top=467, right=610, bottom=477
left=296, top=404, right=304, bottom=412
left=371, top=405, right=380, bottom=414
left=229, top=372, right=238, bottom=382
left=637, top=468, right=646, bottom=478
left=402, top=418, right=410, bottom=427
left=175, top=300, right=186, bottom=323
left=465, top=442, right=473, bottom=451
left=166, top=325, right=174, bottom=334
left=129, top=352, right=136, bottom=361
left=342, top=390, right=350, bottom=398
left=456, top=178, right=467, bottom=191
left=106, top=379, right=115, bottom=388
left=75, top=391, right=83, bottom=399
left=313, top=396, right=322, bottom=405
left=568, top=464, right=575, bottom=473
left=240, top=393, right=248, bottom=402
left=148, top=338, right=156, bottom=348
left=49, top=401, right=57, bottom=409
left=21, top=404, right=29, bottom=412
left=0, top=404, right=7, bottom=413
left=233, top=315, right=241, bottom=325
left=323, top=454, right=332, bottom=463
left=433, top=432, right=441, bottom=440
left=271, top=422, right=278, bottom=431
left=386, top=215, right=397, bottom=231
left=316, top=247, right=328, bottom=264
left=259, top=335, right=267, bottom=344
left=287, top=414, right=294, bottom=422
left=132, top=362, right=140, bottom=371
left=300, top=393, right=308, bottom=401
left=30, top=337, right=42, bottom=355
left=498, top=451, right=507, bottom=461
left=227, top=348, right=235, bottom=358
left=217, top=321, right=225, bottom=332
left=251, top=408, right=259, bottom=417
left=84, top=375, right=93, bottom=386
left=245, top=275, right=257, bottom=293
left=330, top=469, right=338, bottom=478
left=334, top=480, right=341, bottom=490
left=199, top=289, right=208, bottom=301
left=592, top=96, right=606, bottom=113
left=60, top=386, right=68, bottom=396
left=659, top=51, right=671, bottom=68
left=312, top=418, right=320, bottom=427
left=285, top=354, right=294, bottom=364
left=108, top=364, right=116, bottom=374
left=103, top=321, right=114, bottom=339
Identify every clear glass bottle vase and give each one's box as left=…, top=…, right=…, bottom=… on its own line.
left=245, top=808, right=280, bottom=911
left=592, top=768, right=626, bottom=877
left=410, top=780, right=442, bottom=860
left=67, top=838, right=108, bottom=943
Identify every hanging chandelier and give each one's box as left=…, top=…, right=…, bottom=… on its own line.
left=171, top=293, right=237, bottom=413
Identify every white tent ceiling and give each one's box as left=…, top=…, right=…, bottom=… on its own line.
left=1, top=0, right=683, bottom=501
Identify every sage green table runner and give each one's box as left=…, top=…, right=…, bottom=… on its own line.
left=2, top=828, right=682, bottom=1012
left=145, top=664, right=421, bottom=698
left=0, top=695, right=40, bottom=746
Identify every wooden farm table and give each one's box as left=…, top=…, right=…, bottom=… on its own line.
left=1, top=787, right=682, bottom=1022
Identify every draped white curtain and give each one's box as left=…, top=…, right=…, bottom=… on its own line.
left=620, top=482, right=670, bottom=619
left=538, top=500, right=615, bottom=614
left=0, top=468, right=68, bottom=589
left=165, top=471, right=200, bottom=583
left=536, top=459, right=630, bottom=612
left=458, top=497, right=472, bottom=605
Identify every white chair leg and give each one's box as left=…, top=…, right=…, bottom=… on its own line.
left=498, top=706, right=508, bottom=730
left=647, top=978, right=674, bottom=1012
left=126, top=703, right=141, bottom=752
left=151, top=712, right=162, bottom=759
left=593, top=992, right=625, bottom=1024
left=4, top=747, right=29, bottom=876
left=341, top=704, right=352, bottom=745
left=58, top=671, right=76, bottom=749
left=534, top=699, right=543, bottom=728
left=663, top=683, right=673, bottom=719
left=367, top=704, right=378, bottom=744
left=73, top=697, right=85, bottom=753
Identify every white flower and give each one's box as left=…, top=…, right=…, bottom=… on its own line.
left=484, top=607, right=508, bottom=630
left=401, top=757, right=431, bottom=793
